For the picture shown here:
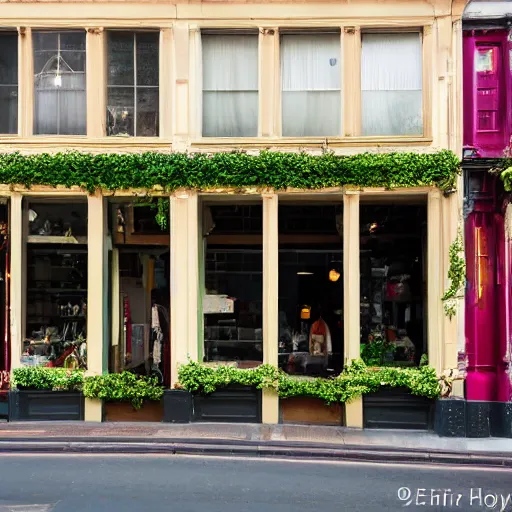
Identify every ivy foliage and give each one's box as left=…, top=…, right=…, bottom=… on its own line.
left=82, top=371, right=164, bottom=409
left=177, top=360, right=441, bottom=404
left=0, top=150, right=460, bottom=193
left=442, top=229, right=466, bottom=319
left=12, top=367, right=84, bottom=392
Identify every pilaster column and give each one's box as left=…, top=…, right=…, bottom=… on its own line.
left=9, top=194, right=25, bottom=370
left=159, top=28, right=173, bottom=139
left=170, top=193, right=195, bottom=385
left=259, top=28, right=278, bottom=137
left=428, top=189, right=443, bottom=374
left=85, top=192, right=108, bottom=421
left=86, top=28, right=106, bottom=137
left=18, top=28, right=33, bottom=137
left=343, top=191, right=362, bottom=427
left=262, top=193, right=279, bottom=423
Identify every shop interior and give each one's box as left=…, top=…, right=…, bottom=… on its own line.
left=359, top=202, right=427, bottom=367
left=23, top=199, right=88, bottom=368
left=110, top=200, right=170, bottom=387
left=278, top=203, right=344, bottom=377
left=203, top=203, right=263, bottom=367
left=0, top=200, right=8, bottom=374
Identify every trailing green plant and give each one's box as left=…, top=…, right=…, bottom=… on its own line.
left=82, top=371, right=163, bottom=409
left=0, top=150, right=460, bottom=194
left=441, top=228, right=465, bottom=319
left=133, top=196, right=170, bottom=230
left=177, top=359, right=441, bottom=404
left=12, top=367, right=84, bottom=392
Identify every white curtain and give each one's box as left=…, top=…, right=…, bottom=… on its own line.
left=202, top=34, right=258, bottom=137
left=281, top=33, right=341, bottom=137
left=34, top=72, right=86, bottom=135
left=361, top=33, right=423, bottom=136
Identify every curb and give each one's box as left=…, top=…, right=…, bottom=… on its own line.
left=0, top=438, right=511, bottom=467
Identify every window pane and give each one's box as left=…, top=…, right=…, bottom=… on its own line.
left=107, top=87, right=135, bottom=136
left=33, top=31, right=86, bottom=135
left=202, top=34, right=258, bottom=137
left=136, top=87, right=159, bottom=137
left=0, top=87, right=18, bottom=134
left=136, top=33, right=159, bottom=86
left=281, top=33, right=341, bottom=137
left=108, top=32, right=134, bottom=86
left=361, top=33, right=423, bottom=136
left=0, top=32, right=18, bottom=134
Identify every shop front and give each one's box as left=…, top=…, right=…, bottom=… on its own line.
left=2, top=151, right=461, bottom=427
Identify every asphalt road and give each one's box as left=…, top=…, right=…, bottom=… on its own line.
left=0, top=454, right=511, bottom=512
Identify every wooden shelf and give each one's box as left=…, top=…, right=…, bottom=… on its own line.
left=28, top=235, right=87, bottom=245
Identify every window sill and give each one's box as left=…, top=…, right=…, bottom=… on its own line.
left=191, top=136, right=433, bottom=148
left=0, top=136, right=172, bottom=149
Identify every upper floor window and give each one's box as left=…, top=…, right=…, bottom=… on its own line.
left=33, top=31, right=86, bottom=135
left=361, top=32, right=423, bottom=136
left=0, top=32, right=18, bottom=135
left=202, top=32, right=258, bottom=137
left=107, top=31, right=159, bottom=137
left=281, top=32, right=341, bottom=137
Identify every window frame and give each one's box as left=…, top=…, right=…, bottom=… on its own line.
left=32, top=29, right=87, bottom=137
left=0, top=30, right=19, bottom=136
left=199, top=28, right=260, bottom=139
left=356, top=27, right=431, bottom=140
left=106, top=29, right=160, bottom=138
left=277, top=28, right=343, bottom=138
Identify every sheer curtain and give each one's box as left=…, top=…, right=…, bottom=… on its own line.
left=202, top=34, right=258, bottom=137
left=361, top=33, right=423, bottom=136
left=281, top=33, right=341, bottom=137
left=35, top=73, right=86, bottom=135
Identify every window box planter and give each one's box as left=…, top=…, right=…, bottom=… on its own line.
left=193, top=385, right=261, bottom=423
left=103, top=400, right=164, bottom=422
left=8, top=390, right=84, bottom=421
left=163, top=390, right=192, bottom=423
left=363, top=387, right=434, bottom=430
left=466, top=400, right=491, bottom=438
left=0, top=390, right=8, bottom=420
left=280, top=397, right=343, bottom=426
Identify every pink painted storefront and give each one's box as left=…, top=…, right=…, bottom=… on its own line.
left=463, top=2, right=512, bottom=423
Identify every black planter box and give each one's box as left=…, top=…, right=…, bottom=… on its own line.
left=490, top=402, right=512, bottom=438
left=0, top=391, right=8, bottom=420
left=193, top=385, right=261, bottom=423
left=363, top=387, right=434, bottom=430
left=434, top=398, right=467, bottom=437
left=466, top=400, right=491, bottom=438
left=163, top=390, right=192, bottom=423
left=9, top=390, right=84, bottom=421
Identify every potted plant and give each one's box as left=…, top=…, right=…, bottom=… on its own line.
left=163, top=383, right=192, bottom=423
left=9, top=367, right=85, bottom=421
left=83, top=371, right=164, bottom=422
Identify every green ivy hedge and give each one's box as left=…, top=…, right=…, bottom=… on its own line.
left=177, top=360, right=441, bottom=404
left=0, top=150, right=460, bottom=192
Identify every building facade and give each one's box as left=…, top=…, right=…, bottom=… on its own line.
left=0, top=0, right=468, bottom=426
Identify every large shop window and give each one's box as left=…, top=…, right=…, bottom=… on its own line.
left=33, top=31, right=86, bottom=135
left=23, top=200, right=88, bottom=368
left=202, top=32, right=258, bottom=137
left=361, top=32, right=423, bottom=136
left=107, top=31, right=159, bottom=137
left=281, top=31, right=341, bottom=137
left=278, top=204, right=343, bottom=376
left=109, top=199, right=170, bottom=387
left=0, top=32, right=18, bottom=134
left=359, top=203, right=427, bottom=367
left=203, top=204, right=263, bottom=367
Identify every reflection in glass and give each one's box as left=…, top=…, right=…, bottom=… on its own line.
left=107, top=32, right=159, bottom=137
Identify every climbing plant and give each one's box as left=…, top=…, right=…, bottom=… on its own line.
left=441, top=228, right=465, bottom=319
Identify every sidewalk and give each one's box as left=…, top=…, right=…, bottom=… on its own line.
left=0, top=421, right=511, bottom=466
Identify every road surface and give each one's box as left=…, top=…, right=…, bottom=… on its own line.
left=0, top=454, right=511, bottom=511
